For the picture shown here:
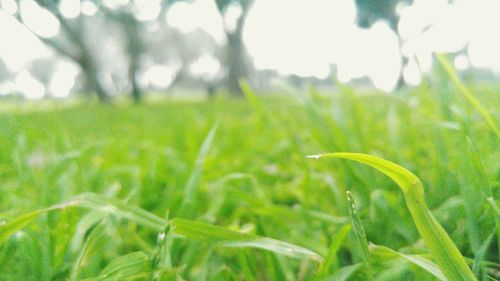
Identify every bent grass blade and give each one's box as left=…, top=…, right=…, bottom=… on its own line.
left=436, top=54, right=500, bottom=137
left=70, top=221, right=113, bottom=281
left=370, top=244, right=446, bottom=281
left=170, top=218, right=323, bottom=262
left=80, top=252, right=152, bottom=281
left=0, top=193, right=168, bottom=244
left=95, top=251, right=152, bottom=281
left=308, top=152, right=477, bottom=281
left=321, top=263, right=362, bottom=281
left=0, top=200, right=80, bottom=244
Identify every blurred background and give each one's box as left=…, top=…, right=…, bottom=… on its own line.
left=1, top=0, right=500, bottom=102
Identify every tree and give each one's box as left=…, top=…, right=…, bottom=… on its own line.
left=0, top=60, right=11, bottom=85
left=168, top=29, right=221, bottom=89
left=98, top=0, right=191, bottom=102
left=354, top=0, right=412, bottom=31
left=29, top=57, right=56, bottom=96
left=355, top=0, right=413, bottom=88
left=215, top=0, right=253, bottom=95
left=98, top=5, right=144, bottom=102
left=14, top=0, right=110, bottom=102
left=0, top=60, right=14, bottom=97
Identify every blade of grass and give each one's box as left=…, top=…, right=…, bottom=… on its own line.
left=0, top=233, right=17, bottom=269
left=315, top=224, right=351, bottom=279
left=346, top=191, right=374, bottom=281
left=321, top=263, right=361, bottom=281
left=465, top=137, right=492, bottom=198
left=74, top=193, right=167, bottom=231
left=370, top=244, right=446, bottom=280
left=458, top=137, right=492, bottom=252
left=170, top=218, right=323, bottom=262
left=472, top=228, right=496, bottom=278
left=70, top=221, right=113, bottom=281
left=0, top=200, right=80, bottom=243
left=375, top=260, right=412, bottom=281
left=486, top=198, right=500, bottom=261
left=180, top=124, right=218, bottom=218
left=80, top=253, right=152, bottom=281
left=236, top=250, right=256, bottom=281
left=94, top=251, right=152, bottom=281
left=253, top=205, right=348, bottom=225
left=256, top=219, right=290, bottom=280
left=0, top=193, right=168, bottom=244
left=70, top=210, right=108, bottom=253
left=152, top=222, right=175, bottom=280
left=308, top=152, right=477, bottom=281
left=436, top=54, right=499, bottom=137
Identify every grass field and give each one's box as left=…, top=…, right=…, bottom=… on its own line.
left=0, top=69, right=499, bottom=279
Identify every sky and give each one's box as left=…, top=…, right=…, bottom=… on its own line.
left=1, top=0, right=500, bottom=98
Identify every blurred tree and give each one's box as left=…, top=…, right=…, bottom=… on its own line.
left=169, top=29, right=220, bottom=89
left=0, top=60, right=10, bottom=84
left=98, top=0, right=181, bottom=103
left=14, top=0, right=110, bottom=102
left=29, top=58, right=56, bottom=95
left=98, top=6, right=145, bottom=103
left=0, top=60, right=12, bottom=96
left=215, top=0, right=253, bottom=95
left=355, top=0, right=413, bottom=88
left=355, top=0, right=412, bottom=30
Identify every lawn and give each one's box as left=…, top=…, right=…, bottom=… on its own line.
left=0, top=75, right=498, bottom=280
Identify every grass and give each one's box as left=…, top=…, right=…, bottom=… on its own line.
left=310, top=153, right=475, bottom=280
left=0, top=70, right=499, bottom=280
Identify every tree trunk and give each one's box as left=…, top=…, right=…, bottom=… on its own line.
left=21, top=2, right=110, bottom=102
left=129, top=61, right=142, bottom=103
left=226, top=31, right=246, bottom=95
left=79, top=51, right=109, bottom=103
left=224, top=3, right=252, bottom=96
left=122, top=14, right=143, bottom=103
left=86, top=67, right=109, bottom=103
left=126, top=33, right=142, bottom=103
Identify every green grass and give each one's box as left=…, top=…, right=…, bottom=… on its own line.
left=0, top=75, right=498, bottom=280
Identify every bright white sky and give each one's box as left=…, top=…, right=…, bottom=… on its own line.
left=1, top=0, right=500, bottom=98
